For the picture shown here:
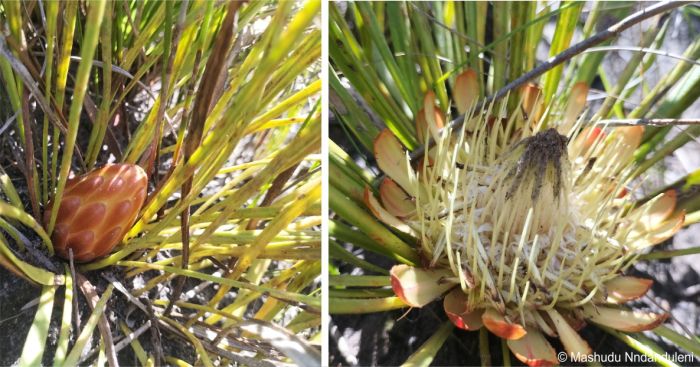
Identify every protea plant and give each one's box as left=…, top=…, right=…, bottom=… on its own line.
left=0, top=0, right=321, bottom=365
left=330, top=1, right=700, bottom=366
left=376, top=76, right=678, bottom=365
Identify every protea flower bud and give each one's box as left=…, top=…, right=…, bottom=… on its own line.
left=44, top=163, right=148, bottom=262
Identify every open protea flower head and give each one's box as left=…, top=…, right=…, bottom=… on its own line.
left=44, top=163, right=148, bottom=262
left=369, top=70, right=682, bottom=366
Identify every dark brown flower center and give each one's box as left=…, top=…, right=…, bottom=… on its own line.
left=506, top=128, right=569, bottom=202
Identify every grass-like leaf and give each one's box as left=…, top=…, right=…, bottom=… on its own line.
left=18, top=285, right=56, bottom=367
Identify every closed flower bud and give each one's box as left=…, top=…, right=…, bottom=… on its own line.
left=44, top=164, right=148, bottom=262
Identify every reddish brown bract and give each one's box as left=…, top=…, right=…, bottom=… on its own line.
left=44, top=164, right=148, bottom=262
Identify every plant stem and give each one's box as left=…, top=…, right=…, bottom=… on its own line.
left=479, top=328, right=491, bottom=367
left=501, top=337, right=511, bottom=367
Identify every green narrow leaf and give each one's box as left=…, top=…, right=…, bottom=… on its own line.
left=63, top=285, right=114, bottom=367
left=41, top=0, right=59, bottom=205
left=653, top=325, right=700, bottom=356
left=329, top=4, right=416, bottom=148
left=491, top=1, right=510, bottom=92
left=85, top=1, right=114, bottom=168
left=329, top=275, right=390, bottom=287
left=51, top=1, right=78, bottom=192
left=329, top=67, right=379, bottom=151
left=48, top=0, right=107, bottom=234
left=117, top=261, right=320, bottom=310
left=330, top=296, right=408, bottom=314
left=0, top=201, right=53, bottom=254
left=386, top=2, right=421, bottom=109
left=601, top=326, right=680, bottom=367
left=401, top=321, right=454, bottom=367
left=329, top=240, right=389, bottom=275
left=593, top=20, right=664, bottom=119
left=542, top=1, right=583, bottom=106
left=53, top=266, right=73, bottom=366
left=630, top=36, right=700, bottom=120
left=330, top=186, right=419, bottom=265
left=356, top=2, right=418, bottom=115
left=0, top=167, right=22, bottom=208
left=19, top=285, right=56, bottom=367
left=410, top=3, right=448, bottom=108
